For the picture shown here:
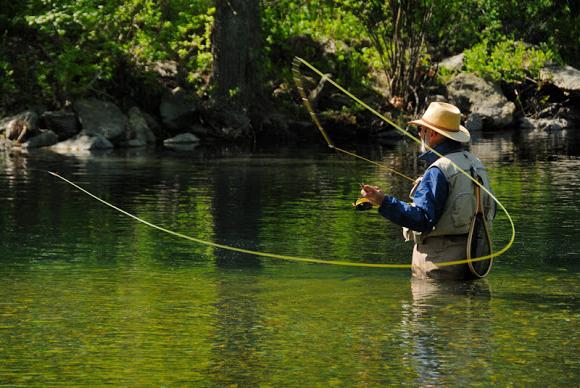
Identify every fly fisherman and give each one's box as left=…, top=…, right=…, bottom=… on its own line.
left=361, top=102, right=495, bottom=280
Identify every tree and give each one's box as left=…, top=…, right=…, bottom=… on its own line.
left=212, top=0, right=262, bottom=111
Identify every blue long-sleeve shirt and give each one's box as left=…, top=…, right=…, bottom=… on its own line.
left=378, top=141, right=464, bottom=232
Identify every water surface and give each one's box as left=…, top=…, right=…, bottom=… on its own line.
left=0, top=129, right=578, bottom=385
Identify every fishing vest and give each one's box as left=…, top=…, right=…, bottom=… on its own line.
left=404, top=151, right=494, bottom=244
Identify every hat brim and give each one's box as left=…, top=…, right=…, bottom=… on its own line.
left=408, top=119, right=471, bottom=143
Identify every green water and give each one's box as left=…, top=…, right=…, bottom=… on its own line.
left=0, top=131, right=578, bottom=385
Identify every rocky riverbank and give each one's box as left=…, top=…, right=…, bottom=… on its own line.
left=1, top=58, right=579, bottom=154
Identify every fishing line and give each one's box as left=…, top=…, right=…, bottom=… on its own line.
left=48, top=59, right=514, bottom=270
left=291, top=56, right=515, bottom=265
left=49, top=171, right=409, bottom=268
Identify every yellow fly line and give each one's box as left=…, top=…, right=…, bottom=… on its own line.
left=291, top=56, right=515, bottom=266
left=49, top=58, right=515, bottom=270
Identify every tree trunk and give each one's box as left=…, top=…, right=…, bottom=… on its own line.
left=212, top=0, right=262, bottom=110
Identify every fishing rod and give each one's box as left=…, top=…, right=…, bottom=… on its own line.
left=291, top=56, right=515, bottom=269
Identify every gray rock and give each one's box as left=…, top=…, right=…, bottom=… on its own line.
left=22, top=130, right=58, bottom=148
left=52, top=133, right=114, bottom=152
left=465, top=113, right=483, bottom=131
left=73, top=98, right=127, bottom=140
left=41, top=110, right=79, bottom=140
left=519, top=117, right=572, bottom=131
left=160, top=87, right=198, bottom=131
left=439, top=53, right=464, bottom=72
left=127, top=107, right=156, bottom=144
left=448, top=73, right=515, bottom=128
left=540, top=65, right=580, bottom=91
left=163, top=133, right=200, bottom=144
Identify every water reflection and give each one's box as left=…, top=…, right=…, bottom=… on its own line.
left=402, top=279, right=492, bottom=385
left=0, top=128, right=579, bottom=385
left=207, top=273, right=265, bottom=385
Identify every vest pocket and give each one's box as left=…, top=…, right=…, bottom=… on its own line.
left=451, top=192, right=476, bottom=229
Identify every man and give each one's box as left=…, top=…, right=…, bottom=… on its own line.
left=362, top=102, right=494, bottom=280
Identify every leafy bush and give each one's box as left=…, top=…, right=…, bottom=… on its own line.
left=464, top=38, right=558, bottom=82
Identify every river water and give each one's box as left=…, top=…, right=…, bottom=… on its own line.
left=0, top=128, right=578, bottom=385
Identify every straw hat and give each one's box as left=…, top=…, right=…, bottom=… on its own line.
left=408, top=102, right=470, bottom=143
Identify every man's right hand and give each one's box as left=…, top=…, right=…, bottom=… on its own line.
left=361, top=184, right=385, bottom=206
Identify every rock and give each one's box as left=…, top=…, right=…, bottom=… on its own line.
left=519, top=117, right=572, bottom=131
left=439, top=53, right=465, bottom=72
left=163, top=133, right=200, bottom=144
left=41, top=110, right=79, bottom=140
left=127, top=107, right=156, bottom=144
left=205, top=107, right=252, bottom=140
left=540, top=65, right=580, bottom=92
left=160, top=87, right=198, bottom=131
left=141, top=111, right=162, bottom=136
left=0, top=111, right=39, bottom=141
left=51, top=133, right=114, bottom=152
left=447, top=73, right=516, bottom=128
left=22, top=130, right=58, bottom=148
left=73, top=98, right=127, bottom=140
left=465, top=113, right=483, bottom=131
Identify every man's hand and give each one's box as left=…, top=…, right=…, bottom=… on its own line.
left=361, top=184, right=385, bottom=206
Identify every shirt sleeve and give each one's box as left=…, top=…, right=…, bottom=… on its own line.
left=378, top=167, right=448, bottom=232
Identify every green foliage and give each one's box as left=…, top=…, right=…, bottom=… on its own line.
left=1, top=0, right=214, bottom=109
left=0, top=0, right=578, bottom=114
left=464, top=38, right=558, bottom=82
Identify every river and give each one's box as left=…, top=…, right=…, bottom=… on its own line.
left=0, top=128, right=578, bottom=385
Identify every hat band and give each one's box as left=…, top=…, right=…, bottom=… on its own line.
left=421, top=118, right=460, bottom=132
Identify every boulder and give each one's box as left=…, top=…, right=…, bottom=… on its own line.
left=465, top=113, right=483, bottom=132
left=160, top=87, right=198, bottom=131
left=127, top=107, right=156, bottom=144
left=438, top=53, right=465, bottom=72
left=22, top=130, right=58, bottom=148
left=540, top=65, right=580, bottom=92
left=519, top=117, right=572, bottom=131
left=41, top=110, right=79, bottom=140
left=447, top=73, right=515, bottom=128
left=51, top=133, right=114, bottom=152
left=73, top=98, right=127, bottom=140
